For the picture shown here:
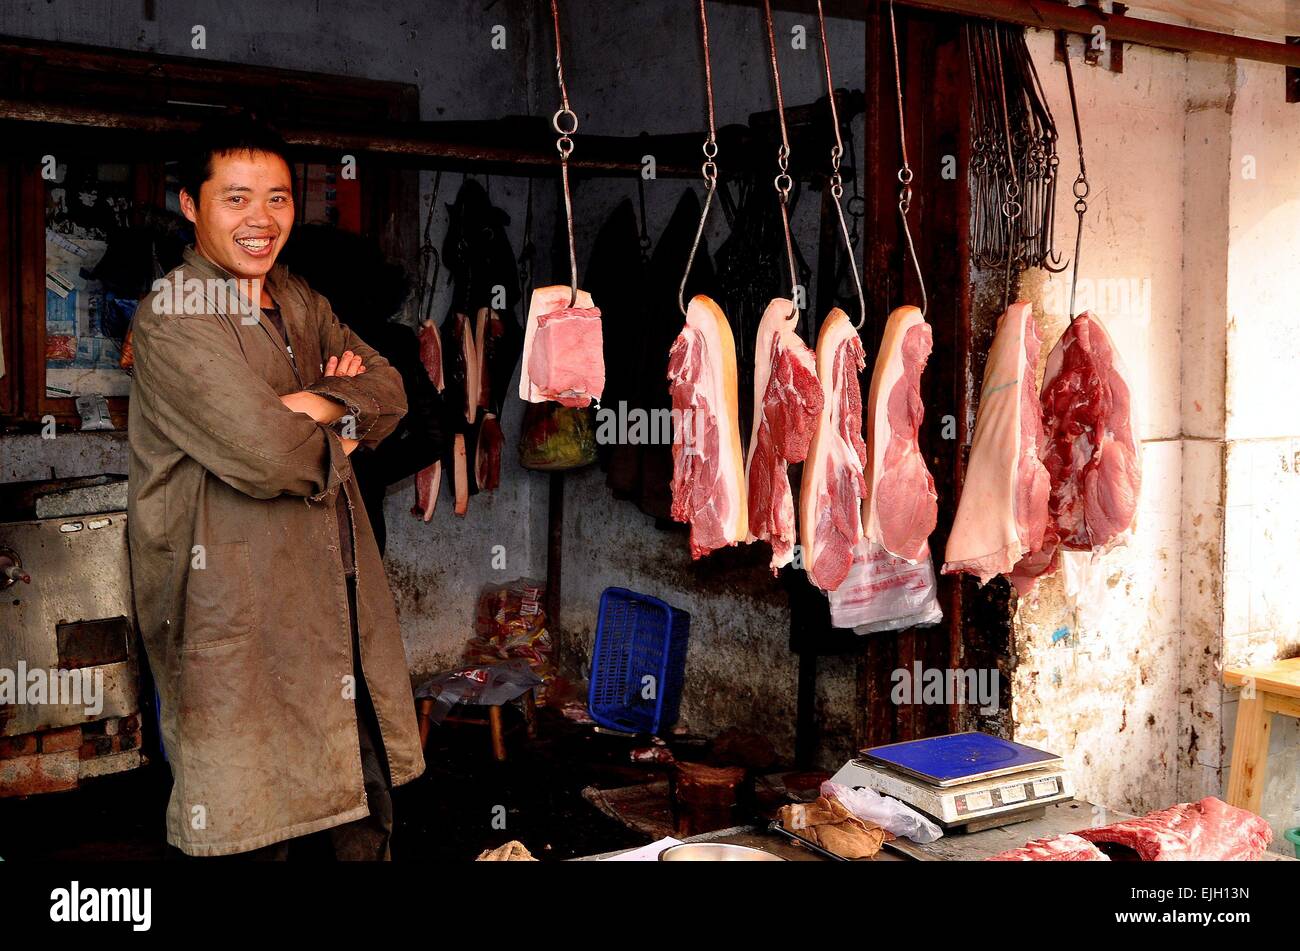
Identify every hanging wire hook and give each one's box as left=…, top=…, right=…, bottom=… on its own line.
left=550, top=0, right=579, bottom=307
left=816, top=0, right=866, bottom=330
left=417, top=169, right=443, bottom=324
left=679, top=0, right=720, bottom=318
left=1061, top=34, right=1089, bottom=322
left=889, top=0, right=927, bottom=319
left=992, top=24, right=1021, bottom=313
left=763, top=0, right=801, bottom=327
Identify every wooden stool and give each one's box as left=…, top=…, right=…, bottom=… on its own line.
left=416, top=689, right=538, bottom=763
left=1224, top=657, right=1300, bottom=812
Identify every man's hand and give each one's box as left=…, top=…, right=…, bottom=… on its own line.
left=325, top=351, right=367, bottom=378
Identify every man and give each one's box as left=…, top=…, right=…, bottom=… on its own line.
left=127, top=116, right=425, bottom=859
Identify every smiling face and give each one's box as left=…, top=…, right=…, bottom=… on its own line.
left=179, top=149, right=294, bottom=282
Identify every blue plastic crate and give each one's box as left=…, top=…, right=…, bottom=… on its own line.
left=588, top=587, right=691, bottom=735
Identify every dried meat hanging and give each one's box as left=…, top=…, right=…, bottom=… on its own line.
left=518, top=0, right=605, bottom=409
left=666, top=0, right=749, bottom=560
left=743, top=0, right=825, bottom=574
left=798, top=0, right=872, bottom=592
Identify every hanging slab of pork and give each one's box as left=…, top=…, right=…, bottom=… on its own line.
left=473, top=307, right=505, bottom=493
left=943, top=301, right=1049, bottom=584
left=745, top=299, right=825, bottom=574
left=667, top=295, right=748, bottom=558
left=862, top=305, right=938, bottom=564
left=799, top=308, right=869, bottom=591
left=519, top=285, right=604, bottom=408
left=412, top=318, right=445, bottom=522
left=1008, top=310, right=1142, bottom=593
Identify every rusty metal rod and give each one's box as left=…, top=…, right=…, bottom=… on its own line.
left=897, top=0, right=1300, bottom=68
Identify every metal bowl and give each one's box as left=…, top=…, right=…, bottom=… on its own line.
left=658, top=842, right=786, bottom=862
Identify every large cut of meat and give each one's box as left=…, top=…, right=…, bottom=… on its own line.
left=987, top=833, right=1110, bottom=861
left=1009, top=311, right=1142, bottom=593
left=745, top=299, right=824, bottom=573
left=412, top=318, right=445, bottom=522
left=943, top=302, right=1049, bottom=584
left=667, top=295, right=748, bottom=558
left=799, top=308, right=868, bottom=590
left=519, top=285, right=604, bottom=408
left=1076, top=797, right=1273, bottom=861
left=862, top=305, right=937, bottom=563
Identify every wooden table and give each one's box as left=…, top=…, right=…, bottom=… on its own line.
left=1224, top=657, right=1300, bottom=812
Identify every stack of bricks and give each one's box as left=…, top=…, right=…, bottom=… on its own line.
left=0, top=714, right=143, bottom=797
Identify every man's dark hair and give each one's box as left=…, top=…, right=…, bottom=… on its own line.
left=178, top=114, right=296, bottom=204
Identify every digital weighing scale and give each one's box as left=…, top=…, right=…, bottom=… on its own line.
left=829, top=732, right=1074, bottom=831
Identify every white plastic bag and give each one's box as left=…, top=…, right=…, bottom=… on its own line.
left=827, top=538, right=943, bottom=633
left=822, top=780, right=943, bottom=844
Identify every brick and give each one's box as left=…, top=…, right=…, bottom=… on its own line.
left=118, top=730, right=141, bottom=752
left=102, top=718, right=120, bottom=736
left=39, top=726, right=82, bottom=753
left=0, top=751, right=79, bottom=797
left=0, top=734, right=38, bottom=759
left=79, top=736, right=113, bottom=760
left=120, top=715, right=140, bottom=734
left=78, top=749, right=140, bottom=781
left=82, top=719, right=108, bottom=736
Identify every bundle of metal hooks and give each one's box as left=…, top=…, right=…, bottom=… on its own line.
left=967, top=20, right=1068, bottom=277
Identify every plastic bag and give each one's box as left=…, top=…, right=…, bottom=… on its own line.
left=463, top=579, right=558, bottom=702
left=518, top=402, right=597, bottom=471
left=414, top=659, right=543, bottom=724
left=827, top=538, right=943, bottom=633
left=822, top=780, right=943, bottom=844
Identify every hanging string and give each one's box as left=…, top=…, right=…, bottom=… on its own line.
left=519, top=177, right=535, bottom=295
left=816, top=0, right=866, bottom=330
left=1061, top=35, right=1089, bottom=322
left=679, top=0, right=720, bottom=317
left=762, top=0, right=800, bottom=325
left=550, top=0, right=579, bottom=307
left=889, top=0, right=927, bottom=318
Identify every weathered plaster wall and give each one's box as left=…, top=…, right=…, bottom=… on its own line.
left=1218, top=53, right=1300, bottom=847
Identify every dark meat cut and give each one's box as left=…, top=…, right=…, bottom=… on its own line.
left=412, top=318, right=445, bottom=522
left=943, top=302, right=1049, bottom=583
left=745, top=298, right=824, bottom=573
left=519, top=286, right=604, bottom=408
left=1076, top=797, right=1273, bottom=861
left=1009, top=310, right=1141, bottom=593
left=987, top=833, right=1110, bottom=861
left=800, top=308, right=868, bottom=591
left=862, top=305, right=937, bottom=563
left=667, top=295, right=748, bottom=558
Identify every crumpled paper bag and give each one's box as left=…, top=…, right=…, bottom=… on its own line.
left=778, top=795, right=891, bottom=859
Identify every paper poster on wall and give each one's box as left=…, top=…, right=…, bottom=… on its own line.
left=44, top=162, right=134, bottom=399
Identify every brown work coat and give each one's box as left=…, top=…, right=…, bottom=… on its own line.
left=127, top=247, right=425, bottom=856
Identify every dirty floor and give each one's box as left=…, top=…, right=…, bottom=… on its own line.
left=0, top=708, right=670, bottom=862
